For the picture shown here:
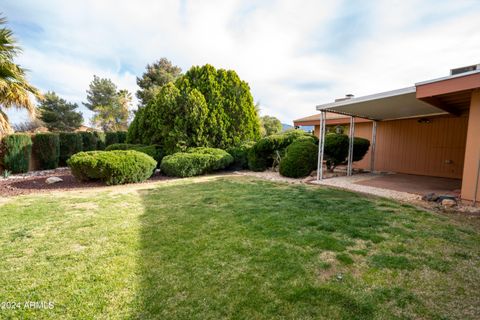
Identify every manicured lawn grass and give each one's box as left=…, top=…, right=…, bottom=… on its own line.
left=0, top=176, right=479, bottom=319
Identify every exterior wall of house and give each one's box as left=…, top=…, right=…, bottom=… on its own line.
left=372, top=115, right=468, bottom=179
left=461, top=90, right=480, bottom=202
left=315, top=115, right=468, bottom=178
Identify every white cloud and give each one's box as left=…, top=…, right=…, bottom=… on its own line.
left=4, top=0, right=480, bottom=126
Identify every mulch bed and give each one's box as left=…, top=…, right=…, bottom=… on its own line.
left=0, top=168, right=171, bottom=197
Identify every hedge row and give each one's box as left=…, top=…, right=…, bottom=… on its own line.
left=33, top=133, right=60, bottom=170
left=1, top=131, right=128, bottom=173
left=68, top=150, right=156, bottom=185
left=0, top=134, right=32, bottom=173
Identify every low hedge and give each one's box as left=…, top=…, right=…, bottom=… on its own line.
left=59, top=132, right=83, bottom=166
left=248, top=130, right=318, bottom=171
left=32, top=133, right=60, bottom=170
left=105, top=143, right=162, bottom=163
left=105, top=131, right=127, bottom=147
left=94, top=132, right=106, bottom=150
left=279, top=140, right=318, bottom=178
left=1, top=134, right=32, bottom=173
left=227, top=141, right=255, bottom=169
left=79, top=132, right=98, bottom=151
left=160, top=147, right=233, bottom=177
left=67, top=150, right=157, bottom=185
left=117, top=131, right=127, bottom=143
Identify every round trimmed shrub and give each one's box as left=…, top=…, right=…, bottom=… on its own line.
left=227, top=141, right=255, bottom=169
left=324, top=133, right=349, bottom=169
left=79, top=132, right=98, bottom=151
left=323, top=134, right=370, bottom=170
left=160, top=147, right=233, bottom=177
left=279, top=140, right=318, bottom=178
left=186, top=147, right=233, bottom=170
left=353, top=137, right=370, bottom=162
left=59, top=132, right=83, bottom=166
left=160, top=153, right=214, bottom=177
left=67, top=150, right=157, bottom=185
left=106, top=143, right=163, bottom=163
left=248, top=130, right=317, bottom=171
left=1, top=134, right=32, bottom=173
left=32, top=133, right=60, bottom=170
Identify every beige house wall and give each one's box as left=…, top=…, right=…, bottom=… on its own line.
left=461, top=90, right=480, bottom=202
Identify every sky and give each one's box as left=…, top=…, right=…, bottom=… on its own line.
left=3, top=0, right=480, bottom=126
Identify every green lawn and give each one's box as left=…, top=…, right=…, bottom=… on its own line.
left=0, top=176, right=479, bottom=319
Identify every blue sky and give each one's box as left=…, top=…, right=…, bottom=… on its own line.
left=3, top=0, right=480, bottom=127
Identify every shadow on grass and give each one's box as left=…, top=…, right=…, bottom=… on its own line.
left=131, top=177, right=454, bottom=319
left=131, top=178, right=387, bottom=319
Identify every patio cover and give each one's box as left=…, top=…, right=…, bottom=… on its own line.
left=316, top=87, right=447, bottom=121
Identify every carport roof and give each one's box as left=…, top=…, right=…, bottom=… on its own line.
left=315, top=86, right=447, bottom=121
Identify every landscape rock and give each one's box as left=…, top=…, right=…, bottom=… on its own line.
left=441, top=198, right=456, bottom=208
left=45, top=177, right=63, bottom=184
left=422, top=192, right=438, bottom=202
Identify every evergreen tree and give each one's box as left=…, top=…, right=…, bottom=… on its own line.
left=136, top=58, right=182, bottom=107
left=128, top=64, right=261, bottom=154
left=260, top=115, right=282, bottom=136
left=38, top=91, right=83, bottom=132
left=84, top=76, right=131, bottom=131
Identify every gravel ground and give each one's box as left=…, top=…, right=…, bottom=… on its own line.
left=310, top=173, right=423, bottom=202
left=234, top=169, right=315, bottom=184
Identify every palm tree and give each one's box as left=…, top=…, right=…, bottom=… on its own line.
left=0, top=15, right=41, bottom=136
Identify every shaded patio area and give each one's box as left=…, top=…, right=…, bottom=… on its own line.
left=355, top=173, right=462, bottom=197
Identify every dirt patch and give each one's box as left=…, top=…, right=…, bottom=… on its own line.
left=0, top=168, right=171, bottom=197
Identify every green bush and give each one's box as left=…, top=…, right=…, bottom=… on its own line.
left=248, top=130, right=317, bottom=171
left=79, top=132, right=98, bottom=151
left=160, top=153, right=214, bottom=178
left=106, top=143, right=162, bottom=163
left=94, top=132, right=106, bottom=150
left=324, top=134, right=370, bottom=170
left=67, top=150, right=157, bottom=185
left=279, top=140, right=318, bottom=178
left=117, top=131, right=127, bottom=143
left=32, top=133, right=60, bottom=170
left=353, top=137, right=370, bottom=162
left=160, top=147, right=233, bottom=177
left=1, top=134, right=32, bottom=173
left=186, top=147, right=233, bottom=170
left=105, top=132, right=119, bottom=146
left=127, top=64, right=261, bottom=153
left=227, top=141, right=255, bottom=169
left=59, top=132, right=83, bottom=166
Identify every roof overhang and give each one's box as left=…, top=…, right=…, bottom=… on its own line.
left=316, top=87, right=447, bottom=121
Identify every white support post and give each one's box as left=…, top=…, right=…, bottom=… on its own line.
left=347, top=116, right=355, bottom=176
left=370, top=121, right=377, bottom=173
left=316, top=111, right=326, bottom=181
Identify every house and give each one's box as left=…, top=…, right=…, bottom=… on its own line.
left=295, top=65, right=480, bottom=205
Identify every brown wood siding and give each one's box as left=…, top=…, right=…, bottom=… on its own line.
left=373, top=115, right=468, bottom=179
left=314, top=115, right=467, bottom=178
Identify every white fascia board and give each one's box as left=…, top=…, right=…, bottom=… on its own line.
left=315, top=86, right=416, bottom=111
left=415, top=69, right=480, bottom=86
